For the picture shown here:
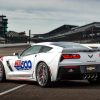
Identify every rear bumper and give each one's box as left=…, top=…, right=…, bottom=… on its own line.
left=57, top=65, right=100, bottom=80
left=57, top=66, right=83, bottom=80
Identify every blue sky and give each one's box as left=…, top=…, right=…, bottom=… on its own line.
left=0, top=0, right=100, bottom=35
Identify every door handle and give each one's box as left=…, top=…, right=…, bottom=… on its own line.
left=35, top=55, right=37, bottom=57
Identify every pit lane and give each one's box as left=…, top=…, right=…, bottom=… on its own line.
left=0, top=46, right=100, bottom=100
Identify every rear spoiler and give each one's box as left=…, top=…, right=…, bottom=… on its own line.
left=62, top=49, right=100, bottom=53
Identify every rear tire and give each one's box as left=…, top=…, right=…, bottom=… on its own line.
left=36, top=62, right=51, bottom=87
left=0, top=62, right=6, bottom=82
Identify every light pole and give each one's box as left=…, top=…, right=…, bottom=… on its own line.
left=29, top=30, right=31, bottom=44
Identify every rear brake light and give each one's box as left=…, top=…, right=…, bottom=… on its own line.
left=62, top=54, right=80, bottom=59
left=73, top=54, right=80, bottom=59
left=62, top=54, right=73, bottom=59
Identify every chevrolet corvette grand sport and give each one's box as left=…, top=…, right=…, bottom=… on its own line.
left=0, top=42, right=100, bottom=87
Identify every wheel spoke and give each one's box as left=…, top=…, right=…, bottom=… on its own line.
left=37, top=63, right=49, bottom=86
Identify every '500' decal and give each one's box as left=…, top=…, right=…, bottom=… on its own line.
left=14, top=60, right=32, bottom=70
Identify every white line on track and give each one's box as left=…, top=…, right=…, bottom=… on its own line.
left=0, top=84, right=26, bottom=96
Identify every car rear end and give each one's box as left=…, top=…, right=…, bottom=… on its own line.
left=56, top=43, right=100, bottom=81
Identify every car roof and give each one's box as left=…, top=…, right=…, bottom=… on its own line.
left=31, top=42, right=79, bottom=46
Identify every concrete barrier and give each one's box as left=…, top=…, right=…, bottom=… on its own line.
left=0, top=43, right=31, bottom=48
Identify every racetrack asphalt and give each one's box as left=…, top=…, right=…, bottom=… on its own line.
left=0, top=46, right=100, bottom=100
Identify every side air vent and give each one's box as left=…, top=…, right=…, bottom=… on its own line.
left=6, top=61, right=13, bottom=71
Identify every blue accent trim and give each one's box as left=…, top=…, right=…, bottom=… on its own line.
left=14, top=60, right=32, bottom=70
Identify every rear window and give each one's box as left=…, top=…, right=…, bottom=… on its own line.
left=63, top=44, right=89, bottom=50
left=40, top=46, right=52, bottom=53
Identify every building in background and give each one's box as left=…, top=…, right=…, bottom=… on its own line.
left=32, top=24, right=78, bottom=42
left=0, top=15, right=100, bottom=44
left=6, top=31, right=28, bottom=43
left=32, top=22, right=100, bottom=43
left=0, top=15, right=8, bottom=37
left=0, top=15, right=28, bottom=43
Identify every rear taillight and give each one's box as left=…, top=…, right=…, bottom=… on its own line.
left=61, top=54, right=80, bottom=60
left=72, top=54, right=80, bottom=59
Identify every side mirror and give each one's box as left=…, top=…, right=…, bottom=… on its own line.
left=13, top=52, right=19, bottom=56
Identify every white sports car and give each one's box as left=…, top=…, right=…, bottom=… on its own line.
left=0, top=42, right=100, bottom=87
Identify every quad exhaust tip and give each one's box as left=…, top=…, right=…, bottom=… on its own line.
left=84, top=74, right=98, bottom=80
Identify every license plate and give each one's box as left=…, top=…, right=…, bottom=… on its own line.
left=86, top=65, right=96, bottom=73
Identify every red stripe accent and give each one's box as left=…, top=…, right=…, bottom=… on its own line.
left=64, top=66, right=80, bottom=69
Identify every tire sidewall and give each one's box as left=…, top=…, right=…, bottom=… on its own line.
left=36, top=62, right=51, bottom=87
left=0, top=62, right=5, bottom=82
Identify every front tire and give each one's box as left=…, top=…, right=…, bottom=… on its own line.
left=36, top=62, right=51, bottom=87
left=0, top=62, right=6, bottom=82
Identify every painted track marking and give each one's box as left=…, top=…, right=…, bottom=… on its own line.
left=0, top=84, right=26, bottom=96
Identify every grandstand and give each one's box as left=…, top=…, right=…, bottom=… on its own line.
left=32, top=22, right=100, bottom=43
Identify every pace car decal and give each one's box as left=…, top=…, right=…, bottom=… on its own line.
left=14, top=60, right=32, bottom=70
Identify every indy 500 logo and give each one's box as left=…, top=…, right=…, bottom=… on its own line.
left=14, top=60, right=32, bottom=70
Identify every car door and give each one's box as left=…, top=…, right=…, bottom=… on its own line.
left=11, top=45, right=42, bottom=79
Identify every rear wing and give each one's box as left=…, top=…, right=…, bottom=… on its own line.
left=62, top=48, right=100, bottom=53
left=82, top=44, right=100, bottom=49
